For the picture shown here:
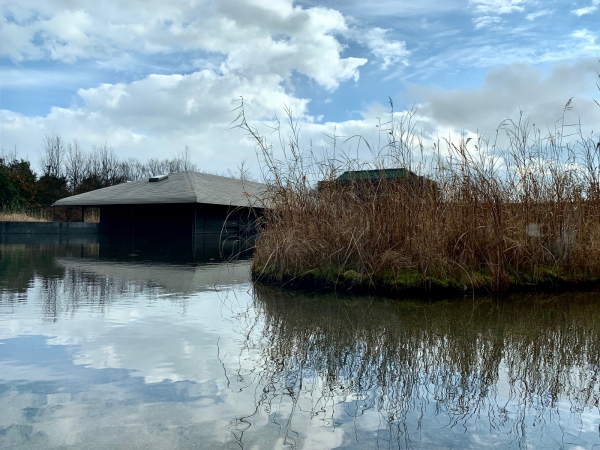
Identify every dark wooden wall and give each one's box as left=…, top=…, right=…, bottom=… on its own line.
left=99, top=203, right=260, bottom=236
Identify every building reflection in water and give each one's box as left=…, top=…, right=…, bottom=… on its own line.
left=0, top=234, right=252, bottom=321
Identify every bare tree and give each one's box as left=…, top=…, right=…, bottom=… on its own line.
left=86, top=142, right=126, bottom=186
left=177, top=145, right=197, bottom=172
left=39, top=132, right=64, bottom=177
left=146, top=158, right=167, bottom=177
left=36, top=136, right=206, bottom=189
left=227, top=159, right=257, bottom=181
left=64, top=140, right=87, bottom=193
left=121, top=157, right=148, bottom=181
left=0, top=146, right=18, bottom=164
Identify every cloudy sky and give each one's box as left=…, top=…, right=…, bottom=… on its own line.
left=1, top=0, right=599, bottom=175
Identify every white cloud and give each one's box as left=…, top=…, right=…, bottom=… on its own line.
left=469, top=0, right=527, bottom=30
left=410, top=26, right=600, bottom=78
left=408, top=59, right=600, bottom=141
left=572, top=0, right=600, bottom=15
left=571, top=6, right=597, bottom=16
left=5, top=58, right=600, bottom=176
left=469, top=0, right=526, bottom=15
left=0, top=14, right=42, bottom=62
left=0, top=0, right=373, bottom=172
left=526, top=9, right=551, bottom=20
left=572, top=28, right=597, bottom=46
left=2, top=0, right=600, bottom=177
left=0, top=68, right=313, bottom=171
left=0, top=0, right=367, bottom=90
left=355, top=27, right=410, bottom=70
left=472, top=15, right=502, bottom=29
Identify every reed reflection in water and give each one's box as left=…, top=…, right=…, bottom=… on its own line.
left=2, top=241, right=600, bottom=448
left=225, top=285, right=600, bottom=448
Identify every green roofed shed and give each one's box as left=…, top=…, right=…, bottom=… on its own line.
left=317, top=168, right=438, bottom=198
left=335, top=168, right=414, bottom=182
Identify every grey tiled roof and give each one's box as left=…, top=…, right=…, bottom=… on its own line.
left=53, top=171, right=267, bottom=208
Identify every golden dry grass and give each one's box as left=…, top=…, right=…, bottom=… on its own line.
left=0, top=207, right=100, bottom=223
left=237, top=101, right=600, bottom=293
left=0, top=211, right=50, bottom=222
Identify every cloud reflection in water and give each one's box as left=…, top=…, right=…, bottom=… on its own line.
left=0, top=242, right=599, bottom=448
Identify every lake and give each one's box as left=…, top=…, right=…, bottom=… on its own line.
left=1, top=238, right=599, bottom=449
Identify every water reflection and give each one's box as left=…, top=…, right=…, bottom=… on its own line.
left=0, top=243, right=99, bottom=302
left=0, top=240, right=254, bottom=449
left=97, top=234, right=253, bottom=263
left=0, top=235, right=249, bottom=292
left=1, top=242, right=600, bottom=448
left=0, top=239, right=250, bottom=322
left=227, top=285, right=600, bottom=448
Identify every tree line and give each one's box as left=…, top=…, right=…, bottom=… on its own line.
left=1, top=134, right=198, bottom=210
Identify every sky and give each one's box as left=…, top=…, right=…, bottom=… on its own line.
left=1, top=0, right=600, bottom=176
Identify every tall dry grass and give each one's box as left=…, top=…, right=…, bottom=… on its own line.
left=236, top=99, right=600, bottom=293
left=0, top=207, right=99, bottom=223
left=0, top=208, right=51, bottom=222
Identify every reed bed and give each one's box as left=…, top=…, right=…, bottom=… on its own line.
left=0, top=208, right=50, bottom=222
left=237, top=99, right=600, bottom=294
left=0, top=207, right=99, bottom=223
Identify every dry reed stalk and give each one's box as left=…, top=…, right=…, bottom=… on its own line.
left=235, top=99, right=600, bottom=294
left=0, top=211, right=50, bottom=222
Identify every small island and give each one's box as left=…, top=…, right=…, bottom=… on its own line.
left=245, top=106, right=600, bottom=297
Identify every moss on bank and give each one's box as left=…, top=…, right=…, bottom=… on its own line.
left=251, top=263, right=600, bottom=299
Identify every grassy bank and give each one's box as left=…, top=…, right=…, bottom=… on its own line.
left=237, top=100, right=600, bottom=296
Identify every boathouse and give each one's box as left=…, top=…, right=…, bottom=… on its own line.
left=53, top=171, right=266, bottom=235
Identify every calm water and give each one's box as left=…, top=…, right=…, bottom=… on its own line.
left=1, top=239, right=600, bottom=449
